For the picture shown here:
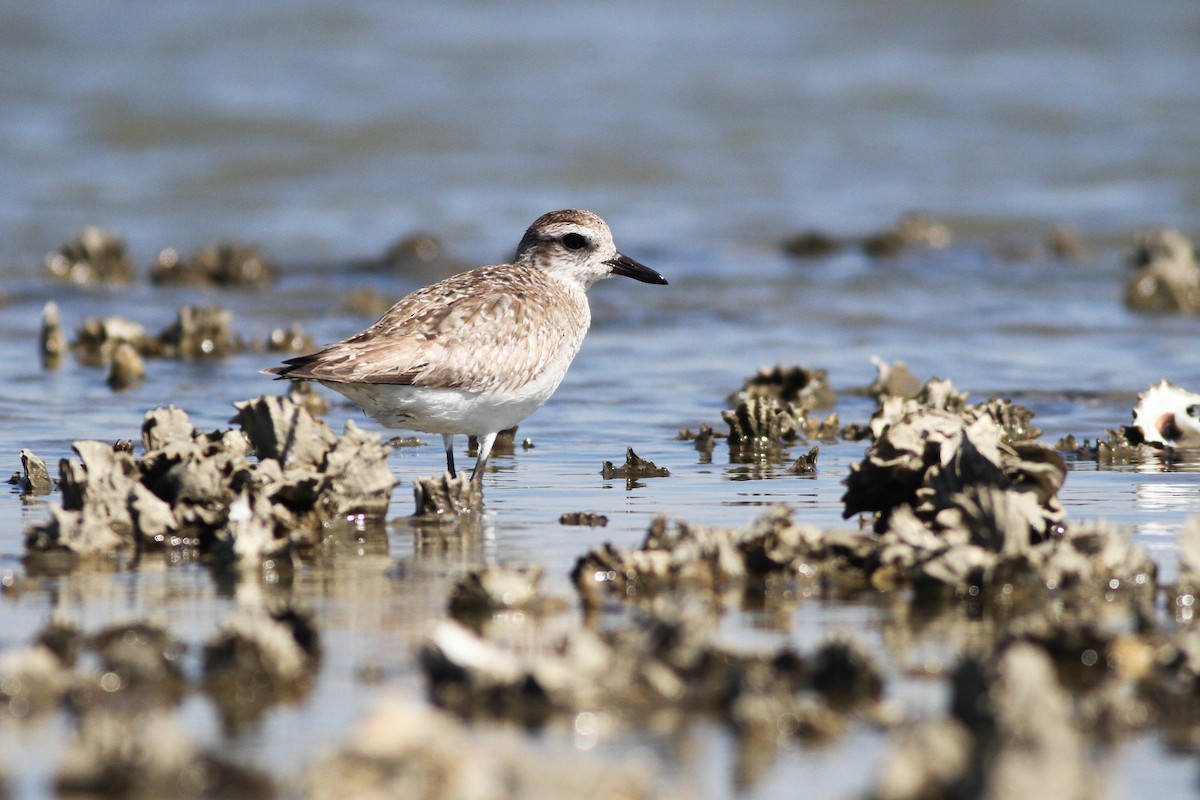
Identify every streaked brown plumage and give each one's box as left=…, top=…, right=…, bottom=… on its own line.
left=264, top=209, right=667, bottom=482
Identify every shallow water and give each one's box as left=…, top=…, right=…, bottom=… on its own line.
left=1, top=1, right=1200, bottom=797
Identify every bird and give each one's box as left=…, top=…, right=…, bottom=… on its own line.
left=264, top=209, right=667, bottom=482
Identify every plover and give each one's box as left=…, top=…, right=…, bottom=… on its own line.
left=264, top=209, right=667, bottom=481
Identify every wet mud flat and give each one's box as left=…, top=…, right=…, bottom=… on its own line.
left=7, top=367, right=1200, bottom=800
left=1, top=222, right=1200, bottom=799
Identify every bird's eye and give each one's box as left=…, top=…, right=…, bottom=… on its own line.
left=562, top=232, right=588, bottom=251
left=1188, top=404, right=1200, bottom=418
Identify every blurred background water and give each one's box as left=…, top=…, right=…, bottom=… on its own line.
left=1, top=1, right=1199, bottom=797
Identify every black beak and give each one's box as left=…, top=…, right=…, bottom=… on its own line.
left=605, top=252, right=668, bottom=285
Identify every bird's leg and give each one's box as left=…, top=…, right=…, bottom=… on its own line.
left=442, top=434, right=457, bottom=479
left=469, top=431, right=499, bottom=483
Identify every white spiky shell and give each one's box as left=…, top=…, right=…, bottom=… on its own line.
left=1132, top=380, right=1200, bottom=447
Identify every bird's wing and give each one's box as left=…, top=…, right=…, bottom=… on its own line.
left=268, top=265, right=587, bottom=392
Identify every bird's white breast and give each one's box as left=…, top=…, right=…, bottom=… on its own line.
left=322, top=348, right=576, bottom=436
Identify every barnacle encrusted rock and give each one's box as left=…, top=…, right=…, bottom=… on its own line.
left=13, top=448, right=52, bottom=494
left=203, top=604, right=320, bottom=732
left=56, top=709, right=198, bottom=796
left=72, top=316, right=151, bottom=367
left=843, top=408, right=1064, bottom=538
left=210, top=489, right=295, bottom=566
left=559, top=511, right=609, bottom=527
left=25, top=397, right=396, bottom=564
left=1141, top=612, right=1200, bottom=749
left=141, top=406, right=198, bottom=452
left=861, top=212, right=952, bottom=258
left=730, top=364, right=836, bottom=410
left=232, top=394, right=335, bottom=469
left=55, top=707, right=273, bottom=799
left=151, top=242, right=277, bottom=287
left=995, top=225, right=1090, bottom=263
left=572, top=494, right=1152, bottom=627
left=866, top=357, right=922, bottom=399
left=781, top=228, right=845, bottom=258
left=233, top=394, right=396, bottom=518
left=601, top=447, right=670, bottom=480
left=789, top=445, right=819, bottom=474
left=867, top=377, right=970, bottom=439
left=880, top=508, right=1155, bottom=602
left=265, top=324, right=313, bottom=354
left=43, top=227, right=135, bottom=284
left=40, top=300, right=67, bottom=370
left=379, top=232, right=446, bottom=269
left=723, top=397, right=803, bottom=458
left=974, top=397, right=1042, bottom=443
left=412, top=473, right=484, bottom=517
left=0, top=643, right=75, bottom=717
left=25, top=441, right=156, bottom=556
left=106, top=341, right=145, bottom=390
left=305, top=700, right=662, bottom=800
left=0, top=607, right=319, bottom=786
left=319, top=422, right=400, bottom=516
left=72, top=306, right=246, bottom=368
left=420, top=603, right=883, bottom=736
left=159, top=306, right=239, bottom=358
left=1174, top=516, right=1200, bottom=600
left=679, top=423, right=721, bottom=458
left=571, top=506, right=864, bottom=609
left=87, top=621, right=186, bottom=706
left=447, top=564, right=560, bottom=621
left=869, top=643, right=1094, bottom=800
left=285, top=379, right=330, bottom=417
left=781, top=214, right=951, bottom=261
left=49, top=302, right=299, bottom=384
left=1123, top=228, right=1200, bottom=314
left=869, top=719, right=974, bottom=800
left=968, top=643, right=1091, bottom=797
left=1056, top=426, right=1148, bottom=465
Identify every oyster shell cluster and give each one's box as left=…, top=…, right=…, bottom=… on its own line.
left=24, top=396, right=396, bottom=567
